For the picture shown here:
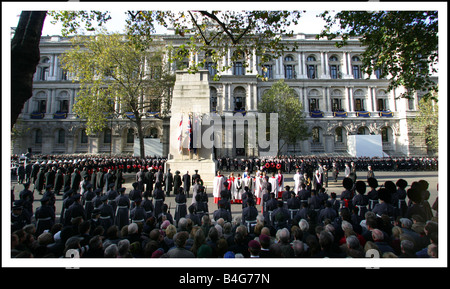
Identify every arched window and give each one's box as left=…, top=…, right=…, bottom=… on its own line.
left=127, top=128, right=135, bottom=143
left=80, top=129, right=88, bottom=144
left=381, top=127, right=390, bottom=142
left=328, top=55, right=340, bottom=79
left=306, top=55, right=317, bottom=79
left=233, top=87, right=246, bottom=110
left=357, top=126, right=369, bottom=135
left=210, top=87, right=218, bottom=111
left=352, top=55, right=362, bottom=79
left=57, top=129, right=65, bottom=144
left=103, top=129, right=112, bottom=144
left=35, top=129, right=42, bottom=144
left=335, top=127, right=344, bottom=142
left=312, top=127, right=321, bottom=143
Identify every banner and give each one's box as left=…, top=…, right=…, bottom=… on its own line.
left=333, top=111, right=347, bottom=117
left=356, top=111, right=371, bottom=117
left=379, top=111, right=393, bottom=117
left=178, top=114, right=183, bottom=154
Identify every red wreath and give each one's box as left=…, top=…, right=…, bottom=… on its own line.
left=265, top=163, right=270, bottom=168
left=127, top=165, right=131, bottom=169
left=276, top=164, right=281, bottom=170
left=270, top=163, right=275, bottom=168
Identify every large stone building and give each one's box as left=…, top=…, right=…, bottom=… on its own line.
left=12, top=31, right=437, bottom=157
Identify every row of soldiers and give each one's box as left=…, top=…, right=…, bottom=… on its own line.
left=215, top=155, right=438, bottom=174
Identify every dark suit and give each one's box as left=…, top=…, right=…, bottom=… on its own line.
left=182, top=173, right=191, bottom=197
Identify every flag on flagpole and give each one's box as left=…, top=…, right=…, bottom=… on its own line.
left=187, top=113, right=193, bottom=152
left=178, top=114, right=183, bottom=154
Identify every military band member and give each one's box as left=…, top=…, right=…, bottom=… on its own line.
left=115, top=187, right=130, bottom=229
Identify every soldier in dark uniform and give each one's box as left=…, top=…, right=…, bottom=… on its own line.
left=372, top=188, right=395, bottom=218
left=158, top=203, right=173, bottom=225
left=341, top=177, right=354, bottom=210
left=71, top=168, right=82, bottom=193
left=96, top=168, right=105, bottom=193
left=163, top=169, right=174, bottom=197
left=352, top=181, right=369, bottom=218
left=367, top=177, right=379, bottom=211
left=115, top=187, right=130, bottom=230
left=129, top=182, right=142, bottom=210
left=89, top=208, right=101, bottom=232
left=98, top=194, right=114, bottom=231
left=144, top=168, right=155, bottom=196
left=317, top=201, right=338, bottom=224
left=186, top=204, right=201, bottom=226
left=35, top=195, right=55, bottom=235
left=19, top=182, right=34, bottom=217
left=83, top=183, right=96, bottom=220
left=193, top=193, right=208, bottom=220
left=213, top=202, right=232, bottom=222
left=281, top=185, right=292, bottom=209
left=174, top=187, right=187, bottom=224
left=65, top=193, right=86, bottom=226
left=264, top=193, right=279, bottom=225
left=60, top=188, right=74, bottom=225
left=30, top=162, right=40, bottom=184
left=271, top=200, right=290, bottom=230
left=115, top=168, right=124, bottom=190
left=11, top=200, right=30, bottom=231
left=130, top=197, right=146, bottom=224
left=34, top=167, right=45, bottom=195
left=104, top=169, right=115, bottom=194
left=44, top=166, right=56, bottom=191
left=287, top=191, right=301, bottom=220
left=155, top=168, right=164, bottom=185
left=53, top=168, right=64, bottom=195
left=182, top=171, right=191, bottom=198
left=142, top=193, right=154, bottom=220
left=242, top=198, right=258, bottom=232
left=394, top=179, right=408, bottom=217
left=136, top=167, right=145, bottom=192
left=153, top=182, right=165, bottom=219
left=106, top=183, right=118, bottom=214
left=191, top=170, right=200, bottom=187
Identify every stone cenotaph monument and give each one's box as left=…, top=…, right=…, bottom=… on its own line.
left=165, top=70, right=217, bottom=186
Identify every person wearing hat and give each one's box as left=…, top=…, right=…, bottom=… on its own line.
left=11, top=200, right=30, bottom=231
left=96, top=167, right=105, bottom=193
left=19, top=182, right=34, bottom=217
left=393, top=179, right=408, bottom=217
left=43, top=184, right=56, bottom=213
left=242, top=198, right=258, bottom=233
left=153, top=182, right=165, bottom=219
left=341, top=177, right=354, bottom=210
left=129, top=182, right=142, bottom=210
left=372, top=188, right=395, bottom=218
left=64, top=193, right=86, bottom=226
left=114, top=187, right=130, bottom=230
left=106, top=183, right=118, bottom=213
left=142, top=192, right=154, bottom=221
left=163, top=168, right=174, bottom=197
left=136, top=167, right=145, bottom=192
left=367, top=177, right=379, bottom=211
left=104, top=169, right=115, bottom=195
left=175, top=187, right=187, bottom=224
left=182, top=171, right=191, bottom=199
left=352, top=181, right=369, bottom=218
left=213, top=201, right=232, bottom=223
left=34, top=195, right=55, bottom=235
left=191, top=170, right=200, bottom=188
left=248, top=240, right=261, bottom=258
left=34, top=166, right=46, bottom=195
left=89, top=208, right=102, bottom=232
left=130, top=196, right=146, bottom=224
left=44, top=166, right=56, bottom=192
left=71, top=168, right=82, bottom=193
left=53, top=168, right=64, bottom=196
left=83, top=183, right=96, bottom=220
left=98, top=194, right=115, bottom=231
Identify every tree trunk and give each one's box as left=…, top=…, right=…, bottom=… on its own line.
left=135, top=115, right=145, bottom=157
left=11, top=11, right=47, bottom=129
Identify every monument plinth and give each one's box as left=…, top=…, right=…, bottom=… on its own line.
left=165, top=70, right=217, bottom=186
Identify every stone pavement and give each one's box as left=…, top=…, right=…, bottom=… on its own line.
left=10, top=170, right=439, bottom=223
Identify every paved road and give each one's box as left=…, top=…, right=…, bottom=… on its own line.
left=11, top=170, right=439, bottom=223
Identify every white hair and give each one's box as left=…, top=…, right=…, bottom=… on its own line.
left=299, top=219, right=309, bottom=231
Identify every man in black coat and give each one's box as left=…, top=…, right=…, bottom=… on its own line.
left=164, top=169, right=173, bottom=197
left=182, top=171, right=191, bottom=198
left=71, top=168, right=82, bottom=193
left=53, top=168, right=64, bottom=195
left=64, top=194, right=86, bottom=226
left=173, top=170, right=182, bottom=195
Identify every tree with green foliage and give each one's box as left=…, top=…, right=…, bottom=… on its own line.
left=258, top=80, right=309, bottom=156
left=61, top=33, right=175, bottom=157
left=318, top=10, right=438, bottom=101
left=412, top=96, right=439, bottom=155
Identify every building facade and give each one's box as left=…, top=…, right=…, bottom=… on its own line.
left=12, top=32, right=436, bottom=157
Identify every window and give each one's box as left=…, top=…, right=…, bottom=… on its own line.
left=307, top=56, right=316, bottom=62
left=233, top=62, right=245, bottom=76
left=233, top=87, right=246, bottom=110
left=206, top=62, right=217, bottom=76
left=309, top=98, right=319, bottom=111
left=39, top=67, right=49, bottom=81
left=329, top=56, right=338, bottom=62
left=307, top=65, right=316, bottom=79
left=61, top=69, right=68, bottom=80
left=357, top=127, right=369, bottom=135
left=352, top=65, right=361, bottom=79
left=127, top=128, right=134, bottom=143
left=330, top=65, right=339, bottom=79
left=80, top=129, right=88, bottom=144
left=335, top=127, right=343, bottom=142
left=57, top=129, right=65, bottom=144
left=332, top=98, right=343, bottom=112
left=377, top=98, right=386, bottom=111
left=60, top=100, right=69, bottom=113
left=210, top=87, right=218, bottom=111
left=312, top=127, right=320, bottom=143
left=103, top=129, right=111, bottom=144
left=375, top=68, right=383, bottom=79
left=355, top=99, right=364, bottom=111
left=284, top=55, right=294, bottom=62
left=38, top=99, right=47, bottom=113
left=381, top=127, right=389, bottom=142
left=35, top=129, right=42, bottom=144
left=285, top=64, right=295, bottom=79
left=262, top=65, right=272, bottom=79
